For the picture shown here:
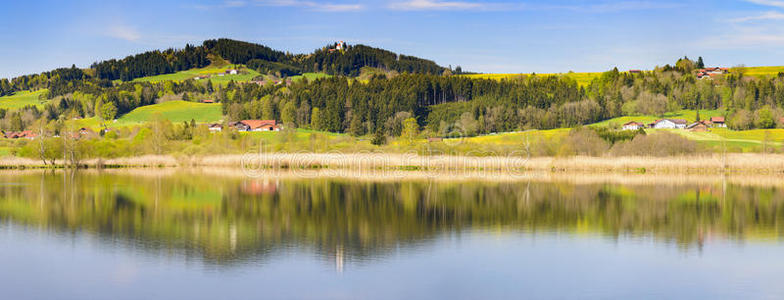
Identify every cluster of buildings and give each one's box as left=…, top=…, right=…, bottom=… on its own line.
left=193, top=69, right=240, bottom=80
left=249, top=78, right=291, bottom=86
left=1, top=128, right=95, bottom=140
left=208, top=120, right=280, bottom=132
left=2, top=130, right=37, bottom=139
left=623, top=116, right=726, bottom=132
left=696, top=67, right=729, bottom=80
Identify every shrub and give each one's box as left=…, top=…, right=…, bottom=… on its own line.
left=728, top=109, right=753, bottom=130
left=590, top=127, right=645, bottom=144
left=610, top=132, right=697, bottom=157
left=557, top=127, right=609, bottom=156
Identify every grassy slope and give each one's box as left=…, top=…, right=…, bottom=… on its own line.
left=73, top=100, right=223, bottom=129
left=589, top=109, right=727, bottom=127
left=0, top=90, right=49, bottom=109
left=738, top=66, right=784, bottom=78
left=465, top=129, right=570, bottom=145
left=673, top=128, right=784, bottom=152
left=130, top=65, right=261, bottom=84
left=590, top=109, right=784, bottom=152
left=117, top=100, right=223, bottom=125
left=288, top=72, right=331, bottom=82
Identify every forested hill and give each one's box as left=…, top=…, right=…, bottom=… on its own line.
left=68, top=38, right=443, bottom=83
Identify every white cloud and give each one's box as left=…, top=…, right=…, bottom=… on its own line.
left=106, top=25, right=141, bottom=42
left=191, top=0, right=248, bottom=10
left=388, top=0, right=486, bottom=11
left=255, top=0, right=363, bottom=12
left=224, top=1, right=247, bottom=7
left=731, top=11, right=784, bottom=22
left=386, top=0, right=679, bottom=12
left=746, top=0, right=784, bottom=8
left=577, top=1, right=683, bottom=13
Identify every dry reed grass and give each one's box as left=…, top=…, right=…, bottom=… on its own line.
left=13, top=167, right=781, bottom=188
left=1, top=153, right=784, bottom=175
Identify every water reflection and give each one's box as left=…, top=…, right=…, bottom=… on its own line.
left=0, top=170, right=782, bottom=266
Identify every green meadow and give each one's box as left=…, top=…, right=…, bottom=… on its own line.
left=288, top=72, right=331, bottom=82
left=673, top=128, right=784, bottom=152
left=72, top=100, right=223, bottom=129
left=130, top=65, right=261, bottom=84
left=736, top=66, right=784, bottom=79
left=0, top=89, right=49, bottom=109
left=117, top=100, right=223, bottom=125
left=589, top=109, right=727, bottom=128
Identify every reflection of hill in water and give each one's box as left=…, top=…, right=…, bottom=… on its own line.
left=0, top=170, right=783, bottom=265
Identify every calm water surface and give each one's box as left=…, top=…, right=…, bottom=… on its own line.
left=1, top=170, right=783, bottom=299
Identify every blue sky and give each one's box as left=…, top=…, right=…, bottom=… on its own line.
left=2, top=0, right=784, bottom=79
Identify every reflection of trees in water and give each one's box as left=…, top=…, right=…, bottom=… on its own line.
left=0, top=171, right=783, bottom=265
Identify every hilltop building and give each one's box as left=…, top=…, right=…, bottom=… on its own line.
left=697, top=67, right=729, bottom=80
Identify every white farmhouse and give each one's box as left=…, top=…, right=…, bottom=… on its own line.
left=652, top=119, right=688, bottom=129
left=622, top=121, right=644, bottom=130
left=208, top=123, right=223, bottom=132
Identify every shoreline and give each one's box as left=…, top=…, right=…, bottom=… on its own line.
left=1, top=153, right=784, bottom=174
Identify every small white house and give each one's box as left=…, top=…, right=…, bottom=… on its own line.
left=226, top=69, right=238, bottom=75
left=208, top=123, right=223, bottom=132
left=622, top=121, right=644, bottom=131
left=652, top=119, right=688, bottom=129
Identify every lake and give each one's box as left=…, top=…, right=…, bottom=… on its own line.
left=1, top=169, right=783, bottom=299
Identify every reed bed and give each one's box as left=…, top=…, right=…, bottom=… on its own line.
left=12, top=167, right=784, bottom=188
left=2, top=153, right=784, bottom=175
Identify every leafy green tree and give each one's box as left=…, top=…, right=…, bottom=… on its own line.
left=401, top=117, right=419, bottom=142
left=755, top=106, right=775, bottom=129
left=100, top=102, right=117, bottom=123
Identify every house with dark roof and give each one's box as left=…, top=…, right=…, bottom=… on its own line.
left=208, top=123, right=223, bottom=132
left=687, top=121, right=711, bottom=132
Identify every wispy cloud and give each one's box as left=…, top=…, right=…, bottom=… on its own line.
left=225, top=1, right=248, bottom=7
left=388, top=0, right=490, bottom=11
left=255, top=0, right=363, bottom=12
left=192, top=0, right=248, bottom=10
left=745, top=0, right=784, bottom=8
left=576, top=1, right=683, bottom=13
left=106, top=25, right=141, bottom=42
left=386, top=0, right=680, bottom=12
left=731, top=11, right=784, bottom=22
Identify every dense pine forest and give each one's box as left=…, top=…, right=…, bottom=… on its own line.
left=2, top=39, right=784, bottom=137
